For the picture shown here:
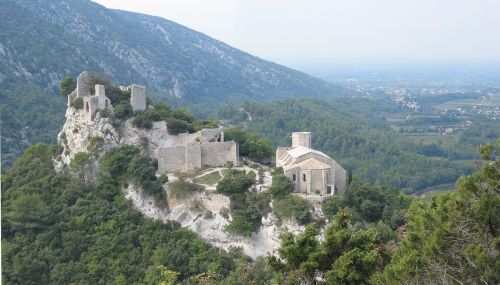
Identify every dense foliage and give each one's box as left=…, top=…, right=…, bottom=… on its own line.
left=132, top=103, right=218, bottom=135
left=1, top=144, right=235, bottom=284
left=224, top=126, right=274, bottom=160
left=267, top=170, right=313, bottom=225
left=269, top=210, right=388, bottom=284
left=216, top=169, right=271, bottom=236
left=218, top=98, right=500, bottom=193
left=99, top=146, right=165, bottom=204
left=384, top=141, right=500, bottom=284
left=60, top=76, right=76, bottom=97
left=269, top=141, right=499, bottom=284
left=0, top=81, right=66, bottom=167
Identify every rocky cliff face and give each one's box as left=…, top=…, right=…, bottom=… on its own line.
left=55, top=106, right=306, bottom=258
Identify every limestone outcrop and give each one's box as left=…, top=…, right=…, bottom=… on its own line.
left=54, top=81, right=307, bottom=259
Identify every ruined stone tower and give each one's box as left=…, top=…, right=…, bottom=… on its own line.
left=129, top=84, right=146, bottom=112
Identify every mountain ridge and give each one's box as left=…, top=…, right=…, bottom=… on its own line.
left=0, top=0, right=347, bottom=102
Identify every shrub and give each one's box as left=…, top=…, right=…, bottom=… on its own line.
left=216, top=169, right=254, bottom=196
left=71, top=97, right=84, bottom=109
left=60, top=76, right=76, bottom=97
left=132, top=109, right=162, bottom=129
left=322, top=196, right=346, bottom=217
left=226, top=212, right=253, bottom=236
left=114, top=101, right=133, bottom=119
left=220, top=208, right=230, bottom=219
left=166, top=117, right=195, bottom=135
left=224, top=126, right=273, bottom=159
left=274, top=195, right=312, bottom=225
left=268, top=173, right=294, bottom=198
left=168, top=180, right=204, bottom=199
left=106, top=85, right=130, bottom=105
left=204, top=210, right=214, bottom=219
left=99, top=146, right=141, bottom=182
left=127, top=155, right=158, bottom=188
left=87, top=136, right=105, bottom=154
left=99, top=109, right=110, bottom=118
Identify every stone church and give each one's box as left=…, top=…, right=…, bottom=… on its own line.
left=276, top=132, right=347, bottom=195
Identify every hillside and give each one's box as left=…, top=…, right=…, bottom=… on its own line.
left=219, top=98, right=500, bottom=192
left=0, top=0, right=351, bottom=165
left=0, top=0, right=346, bottom=100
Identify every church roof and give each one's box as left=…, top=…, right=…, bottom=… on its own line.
left=284, top=157, right=331, bottom=171
left=286, top=146, right=330, bottom=159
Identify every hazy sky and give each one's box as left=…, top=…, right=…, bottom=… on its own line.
left=94, top=0, right=500, bottom=62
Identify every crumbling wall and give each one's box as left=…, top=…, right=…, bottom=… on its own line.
left=76, top=71, right=91, bottom=97
left=83, top=96, right=99, bottom=122
left=157, top=141, right=238, bottom=173
left=200, top=141, right=238, bottom=167
left=129, top=84, right=146, bottom=112
left=185, top=144, right=202, bottom=170
left=157, top=146, right=187, bottom=173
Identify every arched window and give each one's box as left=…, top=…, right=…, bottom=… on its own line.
left=292, top=174, right=296, bottom=181
left=302, top=174, right=306, bottom=182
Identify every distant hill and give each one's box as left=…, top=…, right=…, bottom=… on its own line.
left=0, top=0, right=346, bottom=103
left=0, top=0, right=350, bottom=165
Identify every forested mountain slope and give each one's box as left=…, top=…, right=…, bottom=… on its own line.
left=1, top=0, right=344, bottom=101
left=220, top=98, right=498, bottom=192
left=0, top=0, right=351, bottom=165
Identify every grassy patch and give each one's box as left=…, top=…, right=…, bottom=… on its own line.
left=168, top=180, right=204, bottom=199
left=194, top=172, right=222, bottom=186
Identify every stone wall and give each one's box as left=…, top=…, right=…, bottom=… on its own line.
left=129, top=84, right=146, bottom=112
left=83, top=96, right=99, bottom=123
left=185, top=144, right=202, bottom=170
left=76, top=71, right=91, bottom=97
left=201, top=141, right=238, bottom=167
left=157, top=146, right=187, bottom=173
left=332, top=160, right=347, bottom=195
left=67, top=90, right=77, bottom=107
left=157, top=141, right=238, bottom=173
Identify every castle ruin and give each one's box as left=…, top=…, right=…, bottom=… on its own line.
left=65, top=71, right=239, bottom=173
left=67, top=71, right=146, bottom=122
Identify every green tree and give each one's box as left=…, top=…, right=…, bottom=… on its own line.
left=345, top=180, right=385, bottom=222
left=269, top=210, right=387, bottom=284
left=384, top=141, right=500, bottom=284
left=114, top=101, right=133, bottom=119
left=322, top=195, right=346, bottom=217
left=268, top=172, right=294, bottom=198
left=70, top=97, right=84, bottom=109
left=60, top=75, right=76, bottom=96
left=245, top=134, right=273, bottom=160
left=99, top=146, right=140, bottom=182
left=273, top=195, right=312, bottom=225
left=70, top=151, right=94, bottom=185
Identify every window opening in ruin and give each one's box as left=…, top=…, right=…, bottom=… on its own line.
left=302, top=174, right=306, bottom=182
left=292, top=174, right=296, bottom=181
left=105, top=100, right=108, bottom=107
left=85, top=102, right=89, bottom=112
left=327, top=186, right=332, bottom=194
